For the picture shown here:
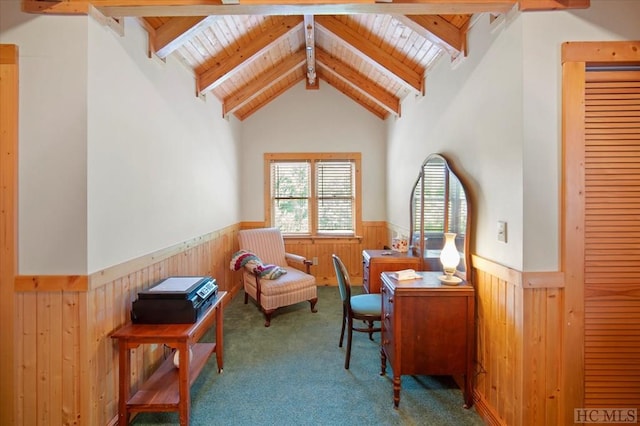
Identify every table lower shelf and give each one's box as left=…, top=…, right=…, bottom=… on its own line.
left=127, top=342, right=216, bottom=412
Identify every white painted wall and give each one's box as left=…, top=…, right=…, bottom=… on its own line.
left=1, top=2, right=89, bottom=274
left=87, top=18, right=241, bottom=272
left=3, top=0, right=638, bottom=274
left=387, top=0, right=640, bottom=271
left=240, top=82, right=386, bottom=223
left=521, top=1, right=640, bottom=270
left=387, top=10, right=525, bottom=269
left=1, top=4, right=241, bottom=274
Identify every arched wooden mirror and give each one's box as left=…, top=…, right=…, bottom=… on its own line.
left=409, top=153, right=471, bottom=282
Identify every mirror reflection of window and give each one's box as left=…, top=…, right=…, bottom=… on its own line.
left=409, top=154, right=470, bottom=280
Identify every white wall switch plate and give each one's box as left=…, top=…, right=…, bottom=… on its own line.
left=497, top=221, right=507, bottom=243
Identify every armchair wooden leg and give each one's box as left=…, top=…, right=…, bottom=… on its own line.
left=244, top=291, right=249, bottom=304
left=309, top=297, right=318, bottom=313
left=263, top=309, right=274, bottom=327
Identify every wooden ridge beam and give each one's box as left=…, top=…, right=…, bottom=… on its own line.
left=316, top=15, right=424, bottom=94
left=223, top=50, right=306, bottom=116
left=304, top=15, right=319, bottom=89
left=196, top=16, right=303, bottom=94
left=315, top=47, right=400, bottom=116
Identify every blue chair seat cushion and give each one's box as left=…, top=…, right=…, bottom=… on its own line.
left=350, top=294, right=382, bottom=316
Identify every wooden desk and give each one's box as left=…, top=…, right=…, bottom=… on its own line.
left=111, top=291, right=226, bottom=425
left=362, top=250, right=419, bottom=293
left=380, top=272, right=474, bottom=408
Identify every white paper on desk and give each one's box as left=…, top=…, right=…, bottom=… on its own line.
left=390, top=269, right=421, bottom=281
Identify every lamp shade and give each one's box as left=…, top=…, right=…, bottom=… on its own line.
left=440, top=233, right=460, bottom=279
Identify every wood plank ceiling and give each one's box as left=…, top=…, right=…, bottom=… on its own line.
left=24, top=1, right=590, bottom=120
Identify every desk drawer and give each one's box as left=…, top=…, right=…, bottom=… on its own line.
left=381, top=284, right=395, bottom=362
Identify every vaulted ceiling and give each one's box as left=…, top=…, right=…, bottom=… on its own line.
left=24, top=0, right=590, bottom=120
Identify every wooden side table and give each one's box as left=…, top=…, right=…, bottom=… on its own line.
left=111, top=291, right=226, bottom=425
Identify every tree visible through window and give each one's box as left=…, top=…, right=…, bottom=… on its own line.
left=266, top=153, right=361, bottom=236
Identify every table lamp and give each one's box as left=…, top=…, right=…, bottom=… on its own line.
left=439, top=233, right=462, bottom=285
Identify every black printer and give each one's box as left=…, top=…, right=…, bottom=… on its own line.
left=131, top=276, right=218, bottom=324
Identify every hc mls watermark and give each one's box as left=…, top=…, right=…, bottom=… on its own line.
left=575, top=408, right=638, bottom=423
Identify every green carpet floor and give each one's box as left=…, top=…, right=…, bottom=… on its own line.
left=131, top=286, right=485, bottom=425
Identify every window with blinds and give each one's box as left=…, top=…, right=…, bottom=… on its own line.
left=266, top=153, right=361, bottom=237
left=316, top=161, right=354, bottom=233
left=271, top=161, right=311, bottom=234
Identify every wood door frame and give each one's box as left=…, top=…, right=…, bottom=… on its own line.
left=561, top=40, right=640, bottom=425
left=0, top=44, right=19, bottom=426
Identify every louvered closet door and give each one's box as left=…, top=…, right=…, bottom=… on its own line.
left=584, top=70, right=640, bottom=407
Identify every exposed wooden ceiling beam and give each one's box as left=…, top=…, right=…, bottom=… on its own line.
left=394, top=14, right=467, bottom=58
left=153, top=16, right=219, bottom=59
left=66, top=1, right=521, bottom=17
left=315, top=48, right=400, bottom=116
left=316, top=15, right=424, bottom=94
left=236, top=73, right=306, bottom=120
left=317, top=68, right=388, bottom=119
left=304, top=15, right=319, bottom=90
left=223, top=50, right=306, bottom=116
left=519, top=0, right=589, bottom=10
left=196, top=16, right=303, bottom=94
left=23, top=1, right=590, bottom=16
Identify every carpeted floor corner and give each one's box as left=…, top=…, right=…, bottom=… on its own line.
left=131, top=286, right=485, bottom=425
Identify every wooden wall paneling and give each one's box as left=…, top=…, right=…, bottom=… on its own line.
left=474, top=269, right=489, bottom=400
left=90, top=285, right=104, bottom=424
left=472, top=255, right=564, bottom=426
left=51, top=292, right=64, bottom=426
left=489, top=274, right=501, bottom=416
left=545, top=288, right=562, bottom=425
left=0, top=44, right=18, bottom=426
left=507, top=277, right=523, bottom=426
left=523, top=288, right=545, bottom=424
left=15, top=293, right=35, bottom=425
left=500, top=276, right=514, bottom=425
left=36, top=293, right=51, bottom=424
left=473, top=267, right=508, bottom=426
left=62, top=292, right=81, bottom=425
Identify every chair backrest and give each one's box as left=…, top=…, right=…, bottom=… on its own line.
left=331, top=254, right=352, bottom=304
left=238, top=227, right=287, bottom=266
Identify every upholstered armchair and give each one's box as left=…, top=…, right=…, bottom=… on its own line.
left=236, top=227, right=318, bottom=327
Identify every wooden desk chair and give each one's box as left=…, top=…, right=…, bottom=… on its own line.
left=331, top=254, right=382, bottom=369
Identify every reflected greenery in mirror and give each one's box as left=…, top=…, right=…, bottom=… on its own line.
left=409, top=154, right=470, bottom=280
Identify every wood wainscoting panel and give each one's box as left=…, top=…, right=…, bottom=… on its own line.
left=472, top=255, right=565, bottom=426
left=13, top=224, right=241, bottom=426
